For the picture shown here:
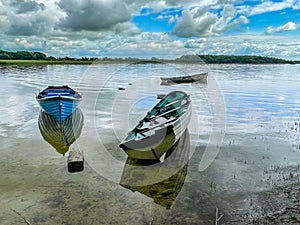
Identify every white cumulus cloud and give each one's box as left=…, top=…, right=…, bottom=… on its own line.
left=212, top=4, right=249, bottom=34
left=172, top=7, right=218, bottom=37
left=0, top=0, right=299, bottom=60
left=265, top=22, right=296, bottom=34
left=237, top=0, right=298, bottom=16
left=172, top=5, right=249, bottom=37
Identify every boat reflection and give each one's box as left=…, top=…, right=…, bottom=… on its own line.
left=120, top=129, right=190, bottom=209
left=38, top=108, right=84, bottom=156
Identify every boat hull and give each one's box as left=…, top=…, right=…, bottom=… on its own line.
left=37, top=96, right=81, bottom=123
left=120, top=126, right=175, bottom=160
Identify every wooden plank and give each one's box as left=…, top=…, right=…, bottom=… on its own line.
left=68, top=150, right=84, bottom=173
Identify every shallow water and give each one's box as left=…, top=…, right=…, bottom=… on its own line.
left=0, top=63, right=300, bottom=224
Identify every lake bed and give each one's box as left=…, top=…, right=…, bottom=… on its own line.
left=0, top=63, right=299, bottom=224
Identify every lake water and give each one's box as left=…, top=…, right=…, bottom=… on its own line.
left=0, top=62, right=300, bottom=224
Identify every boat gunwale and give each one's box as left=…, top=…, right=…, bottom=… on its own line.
left=120, top=92, right=191, bottom=146
left=36, top=85, right=82, bottom=99
left=36, top=95, right=82, bottom=101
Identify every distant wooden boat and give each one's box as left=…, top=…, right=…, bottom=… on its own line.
left=120, top=129, right=190, bottom=209
left=36, top=85, right=82, bottom=123
left=160, top=72, right=208, bottom=85
left=119, top=91, right=192, bottom=160
left=157, top=94, right=166, bottom=99
left=38, top=108, right=84, bottom=156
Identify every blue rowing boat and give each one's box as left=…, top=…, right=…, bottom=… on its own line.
left=36, top=85, right=82, bottom=123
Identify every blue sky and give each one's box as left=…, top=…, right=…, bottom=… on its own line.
left=132, top=7, right=182, bottom=33
left=0, top=0, right=299, bottom=59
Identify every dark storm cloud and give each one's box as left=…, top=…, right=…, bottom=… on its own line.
left=57, top=0, right=131, bottom=31
left=6, top=15, right=49, bottom=35
left=9, top=0, right=45, bottom=14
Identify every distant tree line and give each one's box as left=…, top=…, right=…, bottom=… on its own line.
left=47, top=56, right=98, bottom=61
left=0, top=50, right=297, bottom=64
left=197, top=54, right=295, bottom=64
left=0, top=50, right=98, bottom=61
left=0, top=50, right=47, bottom=60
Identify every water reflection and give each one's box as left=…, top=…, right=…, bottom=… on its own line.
left=120, top=129, right=190, bottom=209
left=38, top=108, right=84, bottom=155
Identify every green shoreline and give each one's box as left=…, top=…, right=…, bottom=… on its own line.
left=0, top=60, right=95, bottom=65
left=0, top=59, right=298, bottom=65
left=1, top=50, right=299, bottom=64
